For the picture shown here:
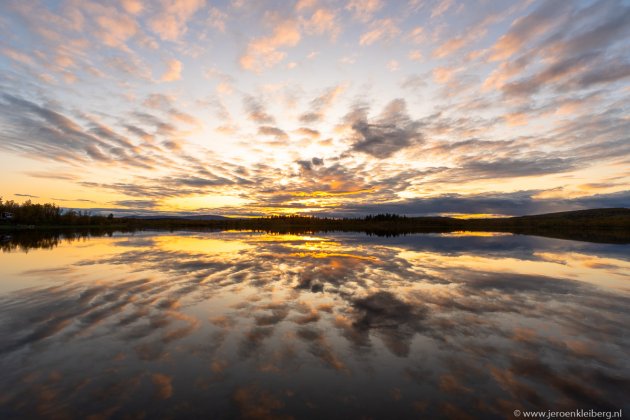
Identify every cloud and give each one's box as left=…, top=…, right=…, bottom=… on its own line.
left=345, top=0, right=383, bottom=22
left=149, top=0, right=206, bottom=41
left=489, top=0, right=571, bottom=61
left=387, top=60, right=400, bottom=72
left=408, top=49, right=423, bottom=61
left=301, top=8, right=340, bottom=40
left=406, top=27, right=424, bottom=44
left=144, top=93, right=174, bottom=110
left=110, top=200, right=158, bottom=209
left=359, top=18, right=400, bottom=46
left=106, top=54, right=152, bottom=80
left=121, top=0, right=144, bottom=15
left=294, top=127, right=320, bottom=139
left=258, top=126, right=288, bottom=141
left=93, top=8, right=139, bottom=48
left=400, top=74, right=426, bottom=91
left=151, top=373, right=173, bottom=399
left=502, top=52, right=599, bottom=97
left=486, top=1, right=630, bottom=101
left=0, top=93, right=202, bottom=173
left=333, top=190, right=630, bottom=217
left=433, top=66, right=457, bottom=84
left=243, top=95, right=275, bottom=124
left=239, top=19, right=301, bottom=72
left=206, top=6, right=227, bottom=32
left=347, top=99, right=423, bottom=158
left=299, top=84, right=346, bottom=123
left=431, top=0, right=455, bottom=18
left=161, top=58, right=182, bottom=81
left=296, top=157, right=324, bottom=171
left=459, top=156, right=576, bottom=179
left=0, top=94, right=114, bottom=164
left=24, top=172, right=79, bottom=181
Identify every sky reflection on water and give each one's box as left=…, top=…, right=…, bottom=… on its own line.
left=0, top=231, right=629, bottom=419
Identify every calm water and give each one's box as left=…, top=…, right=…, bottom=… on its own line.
left=0, top=230, right=629, bottom=419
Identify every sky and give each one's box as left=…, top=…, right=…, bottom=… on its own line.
left=0, top=0, right=629, bottom=217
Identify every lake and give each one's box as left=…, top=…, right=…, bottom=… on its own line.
left=1, top=230, right=629, bottom=419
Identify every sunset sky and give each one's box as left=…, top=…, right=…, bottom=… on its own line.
left=1, top=0, right=629, bottom=217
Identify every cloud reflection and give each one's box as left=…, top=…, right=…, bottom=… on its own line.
left=0, top=231, right=628, bottom=418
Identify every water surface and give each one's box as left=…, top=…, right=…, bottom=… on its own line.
left=1, top=230, right=629, bottom=419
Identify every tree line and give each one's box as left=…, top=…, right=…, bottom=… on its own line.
left=0, top=198, right=115, bottom=226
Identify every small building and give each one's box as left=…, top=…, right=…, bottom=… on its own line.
left=1, top=212, right=14, bottom=220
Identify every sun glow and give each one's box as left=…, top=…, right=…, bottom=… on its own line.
left=162, top=194, right=250, bottom=211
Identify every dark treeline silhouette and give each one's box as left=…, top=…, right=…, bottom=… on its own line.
left=0, top=198, right=116, bottom=227
left=2, top=199, right=629, bottom=244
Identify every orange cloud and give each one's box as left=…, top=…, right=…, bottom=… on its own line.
left=149, top=0, right=205, bottom=41
left=433, top=66, right=456, bottom=84
left=161, top=58, right=182, bottom=81
left=120, top=0, right=144, bottom=15
left=151, top=373, right=173, bottom=399
left=408, top=50, right=422, bottom=61
left=94, top=11, right=138, bottom=48
left=302, top=8, right=340, bottom=40
left=359, top=19, right=400, bottom=46
left=240, top=20, right=301, bottom=72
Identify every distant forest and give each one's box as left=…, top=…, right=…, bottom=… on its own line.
left=1, top=198, right=114, bottom=226
left=2, top=198, right=629, bottom=243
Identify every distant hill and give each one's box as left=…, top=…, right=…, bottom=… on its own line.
left=464, top=208, right=630, bottom=243
left=509, top=207, right=630, bottom=220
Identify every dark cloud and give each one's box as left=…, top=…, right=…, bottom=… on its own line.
left=571, top=59, right=630, bottom=89
left=499, top=1, right=630, bottom=98
left=0, top=94, right=175, bottom=170
left=459, top=156, right=576, bottom=178
left=294, top=127, right=320, bottom=138
left=110, top=200, right=158, bottom=209
left=243, top=94, right=275, bottom=124
left=143, top=93, right=173, bottom=110
left=327, top=190, right=630, bottom=217
left=51, top=197, right=95, bottom=203
left=24, top=171, right=79, bottom=180
left=503, top=52, right=601, bottom=97
left=258, top=125, right=288, bottom=141
left=400, top=74, right=427, bottom=92
left=348, top=99, right=423, bottom=158
left=299, top=85, right=345, bottom=123
left=491, top=0, right=572, bottom=60
left=14, top=193, right=39, bottom=198
left=296, top=157, right=324, bottom=172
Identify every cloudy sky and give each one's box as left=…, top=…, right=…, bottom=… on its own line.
left=1, top=0, right=629, bottom=217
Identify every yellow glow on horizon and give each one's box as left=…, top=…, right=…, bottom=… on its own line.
left=162, top=194, right=250, bottom=211
left=448, top=214, right=510, bottom=219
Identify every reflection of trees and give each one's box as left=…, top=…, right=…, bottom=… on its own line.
left=0, top=228, right=133, bottom=253
left=0, top=232, right=629, bottom=418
